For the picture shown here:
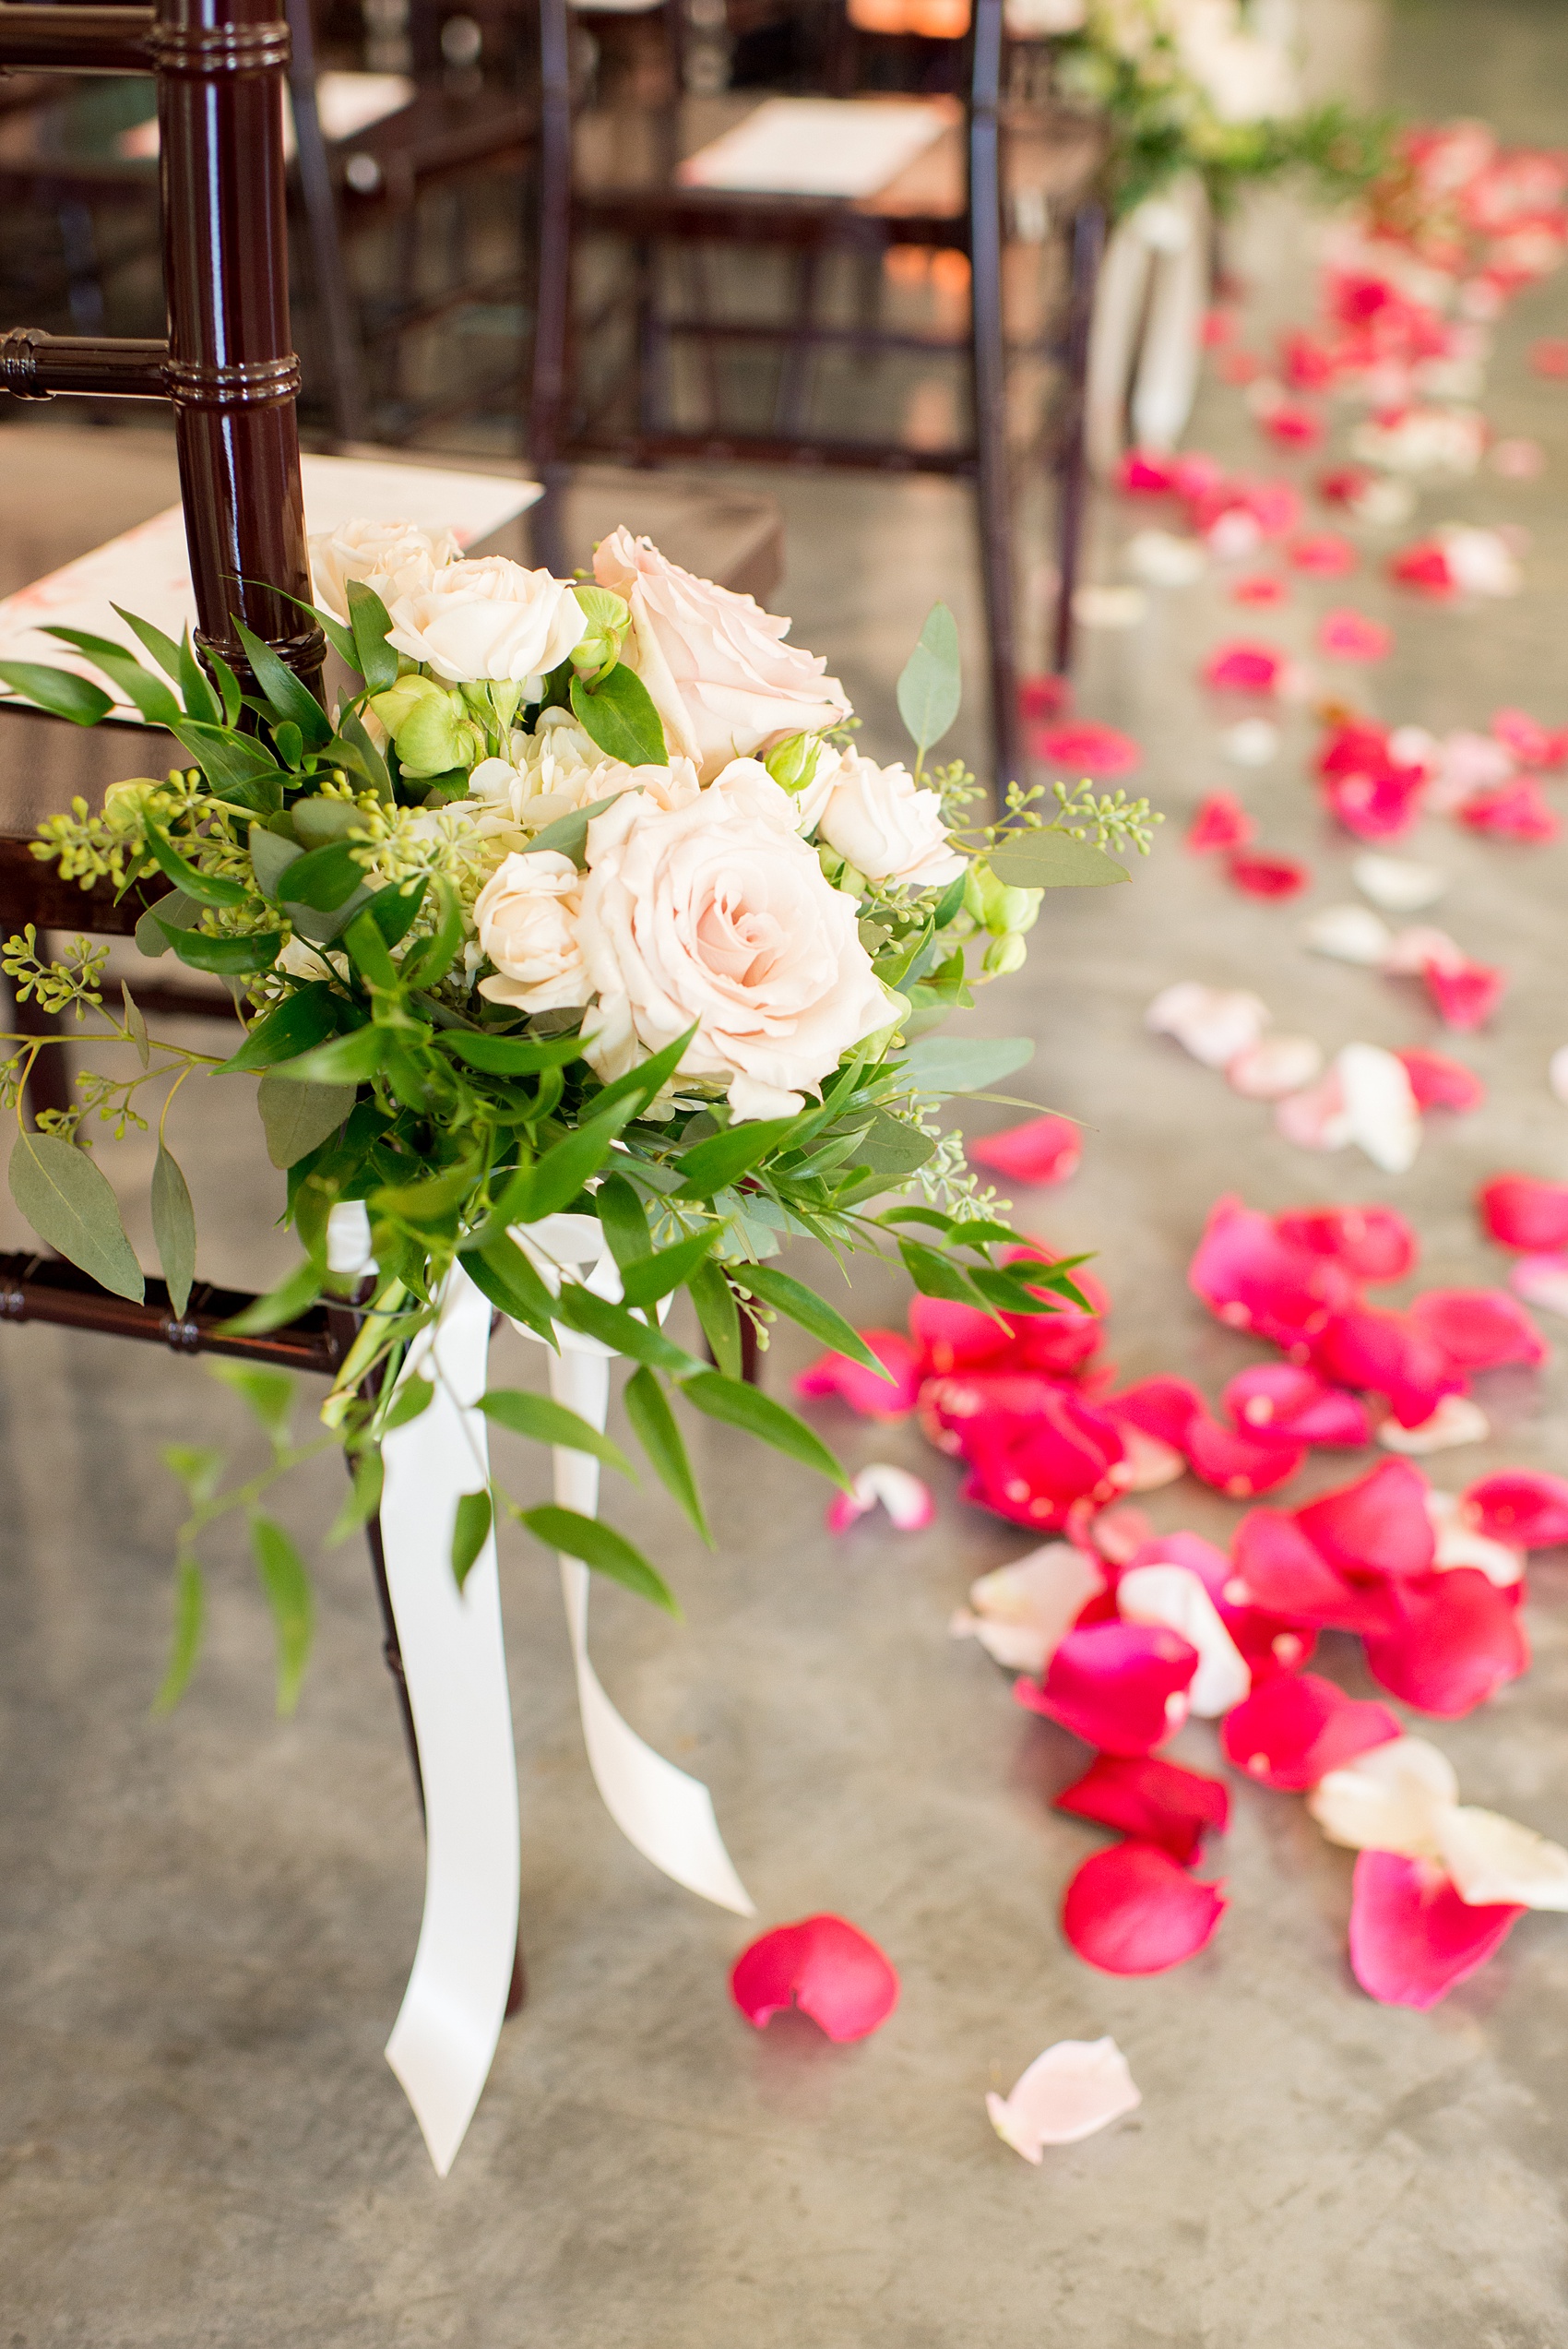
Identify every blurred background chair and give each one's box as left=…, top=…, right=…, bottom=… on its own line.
left=529, top=0, right=1106, bottom=781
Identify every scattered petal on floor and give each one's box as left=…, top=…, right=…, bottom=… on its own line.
left=950, top=1542, right=1107, bottom=1675
left=1016, top=1620, right=1199, bottom=1755
left=731, top=1915, right=899, bottom=2042
left=1424, top=958, right=1507, bottom=1031
left=1461, top=1468, right=1568, bottom=1548
left=1458, top=778, right=1560, bottom=841
left=1478, top=1174, right=1568, bottom=1251
left=1308, top=1735, right=1459, bottom=1857
left=1147, top=982, right=1271, bottom=1069
left=1276, top=1203, right=1418, bottom=1283
left=1408, top=1286, right=1546, bottom=1372
left=1303, top=904, right=1395, bottom=966
left=1187, top=793, right=1254, bottom=852
left=968, top=1115, right=1082, bottom=1186
left=1491, top=707, right=1568, bottom=769
left=1396, top=1048, right=1486, bottom=1114
left=1127, top=530, right=1206, bottom=586
left=1183, top=1413, right=1308, bottom=1500
left=1427, top=1490, right=1526, bottom=1586
left=1489, top=436, right=1546, bottom=479
left=1319, top=607, right=1394, bottom=662
left=1018, top=674, right=1072, bottom=722
left=1190, top=1194, right=1353, bottom=1349
left=1229, top=849, right=1312, bottom=900
left=1228, top=1035, right=1324, bottom=1100
left=1290, top=531, right=1358, bottom=575
left=1550, top=1046, right=1568, bottom=1105
left=1055, top=1752, right=1229, bottom=1863
left=1221, top=1672, right=1402, bottom=1791
left=1336, top=1043, right=1422, bottom=1174
left=1029, top=721, right=1143, bottom=775
left=827, top=1463, right=935, bottom=1535
left=1229, top=1508, right=1398, bottom=1638
left=1348, top=1851, right=1523, bottom=2009
left=1074, top=586, right=1147, bottom=629
left=985, top=2038, right=1142, bottom=2161
left=1511, top=1253, right=1568, bottom=1319
left=1223, top=1362, right=1372, bottom=1447
left=1296, top=1459, right=1436, bottom=1580
left=1352, top=852, right=1447, bottom=912
left=1363, top=1568, right=1530, bottom=1718
left=1061, top=1843, right=1227, bottom=1976
left=1379, top=1395, right=1491, bottom=1454
left=1222, top=719, right=1280, bottom=765
left=1231, top=573, right=1287, bottom=605
left=1117, top=1564, right=1252, bottom=1717
left=1204, top=640, right=1285, bottom=693
left=1436, top=1807, right=1568, bottom=1912
left=796, top=1330, right=923, bottom=1419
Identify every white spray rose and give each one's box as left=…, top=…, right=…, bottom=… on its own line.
left=816, top=750, right=966, bottom=888
left=576, top=764, right=889, bottom=1121
left=473, top=849, right=588, bottom=1013
left=386, top=558, right=588, bottom=686
left=307, top=518, right=459, bottom=623
left=592, top=528, right=851, bottom=781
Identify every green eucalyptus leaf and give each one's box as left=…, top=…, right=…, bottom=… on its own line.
left=734, top=1264, right=889, bottom=1377
left=8, top=1131, right=144, bottom=1301
left=617, top=1226, right=716, bottom=1311
left=135, top=888, right=198, bottom=959
left=986, top=832, right=1129, bottom=888
left=522, top=791, right=624, bottom=868
left=347, top=579, right=399, bottom=694
left=153, top=1555, right=206, bottom=1713
left=218, top=984, right=346, bottom=1074
left=142, top=821, right=249, bottom=907
left=157, top=921, right=282, bottom=977
left=689, top=1257, right=741, bottom=1379
left=257, top=1072, right=356, bottom=1168
left=210, top=1359, right=294, bottom=1437
left=479, top=1388, right=635, bottom=1477
left=673, top=1115, right=800, bottom=1198
left=899, top=1034, right=1034, bottom=1096
left=442, top=1029, right=587, bottom=1077
left=216, top=1258, right=321, bottom=1335
left=150, top=1140, right=197, bottom=1318
left=896, top=601, right=961, bottom=757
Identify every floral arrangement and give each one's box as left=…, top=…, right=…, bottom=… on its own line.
left=0, top=525, right=1157, bottom=1704
left=1016, top=0, right=1393, bottom=219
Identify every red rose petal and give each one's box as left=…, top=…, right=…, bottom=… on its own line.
left=1104, top=1375, right=1206, bottom=1451
left=1223, top=1363, right=1372, bottom=1447
left=1310, top=1305, right=1466, bottom=1428
left=951, top=1383, right=1127, bottom=1532
left=1390, top=540, right=1457, bottom=596
left=1219, top=1671, right=1400, bottom=1791
left=1362, top=1568, right=1530, bottom=1717
left=1184, top=1412, right=1307, bottom=1498
left=1018, top=674, right=1072, bottom=722
left=1204, top=639, right=1285, bottom=694
left=1459, top=779, right=1561, bottom=842
left=1230, top=1509, right=1398, bottom=1638
left=1295, top=1458, right=1437, bottom=1580
left=1348, top=1852, right=1523, bottom=2009
left=1061, top=1842, right=1227, bottom=1975
left=1230, top=573, right=1287, bottom=605
left=1408, top=1287, right=1547, bottom=1372
left=1227, top=849, right=1311, bottom=900
left=731, top=1914, right=899, bottom=2042
left=1491, top=707, right=1568, bottom=769
left=1289, top=531, right=1358, bottom=575
left=1187, top=793, right=1255, bottom=852
left=795, top=1330, right=923, bottom=1418
left=1029, top=721, right=1142, bottom=776
left=1318, top=463, right=1375, bottom=507
left=1190, top=1195, right=1353, bottom=1351
left=1461, top=1469, right=1568, bottom=1548
left=1319, top=607, right=1393, bottom=662
left=1423, top=959, right=1506, bottom=1031
left=1275, top=1203, right=1418, bottom=1284
left=1055, top=1753, right=1229, bottom=1863
left=1321, top=764, right=1428, bottom=840
left=1018, top=1620, right=1199, bottom=1755
left=968, top=1115, right=1082, bottom=1186
left=909, top=1294, right=1011, bottom=1376
left=1263, top=402, right=1324, bottom=448
left=1396, top=1048, right=1485, bottom=1114
left=1119, top=449, right=1180, bottom=494
left=1479, top=1174, right=1568, bottom=1251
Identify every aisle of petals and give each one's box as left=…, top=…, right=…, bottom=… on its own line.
left=782, top=119, right=1568, bottom=2151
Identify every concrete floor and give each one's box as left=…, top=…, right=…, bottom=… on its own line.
left=6, top=2, right=1568, bottom=2342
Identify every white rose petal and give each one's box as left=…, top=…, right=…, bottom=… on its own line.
left=950, top=1542, right=1106, bottom=1675
left=1073, top=584, right=1147, bottom=628
left=1302, top=904, right=1393, bottom=967
left=386, top=556, right=588, bottom=684
left=1336, top=1043, right=1421, bottom=1174
left=1382, top=924, right=1467, bottom=977
left=1146, top=982, right=1269, bottom=1068
left=1275, top=1067, right=1352, bottom=1153
left=1512, top=1253, right=1568, bottom=1323
left=1549, top=1045, right=1568, bottom=1106
left=1426, top=1488, right=1524, bottom=1586
left=1438, top=1806, right=1568, bottom=1911
left=986, top=2038, right=1141, bottom=2163
left=1379, top=1394, right=1489, bottom=1454
left=1352, top=853, right=1447, bottom=912
left=1227, top=1033, right=1324, bottom=1101
left=816, top=749, right=965, bottom=888
left=594, top=527, right=849, bottom=780
left=1307, top=1735, right=1457, bottom=1856
left=308, top=516, right=458, bottom=622
left=1221, top=719, right=1280, bottom=767
left=1117, top=1563, right=1250, bottom=1719
left=576, top=764, right=887, bottom=1120
left=1126, top=529, right=1206, bottom=587
left=1441, top=525, right=1521, bottom=598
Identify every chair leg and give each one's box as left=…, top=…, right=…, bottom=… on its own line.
left=528, top=0, right=572, bottom=488
left=968, top=88, right=1020, bottom=789
left=772, top=246, right=820, bottom=436
left=1051, top=199, right=1105, bottom=679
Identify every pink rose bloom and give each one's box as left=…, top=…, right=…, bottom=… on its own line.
left=815, top=749, right=965, bottom=888
left=593, top=528, right=850, bottom=780
left=576, top=765, right=888, bottom=1121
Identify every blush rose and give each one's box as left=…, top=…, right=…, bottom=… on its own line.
left=473, top=849, right=588, bottom=1013
left=386, top=557, right=588, bottom=686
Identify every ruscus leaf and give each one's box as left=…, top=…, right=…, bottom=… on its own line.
left=451, top=1490, right=493, bottom=1591
left=479, top=1388, right=635, bottom=1478
left=250, top=1515, right=315, bottom=1713
left=678, top=1368, right=849, bottom=1489
left=624, top=1365, right=710, bottom=1544
left=520, top=1503, right=679, bottom=1615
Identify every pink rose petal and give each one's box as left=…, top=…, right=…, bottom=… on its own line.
left=1348, top=1851, right=1523, bottom=2009
left=986, top=2037, right=1142, bottom=2161
left=731, top=1914, right=899, bottom=2042
left=1295, top=1459, right=1438, bottom=1581
left=1289, top=531, right=1359, bottom=575
left=1016, top=1620, right=1199, bottom=1755
left=1231, top=573, right=1288, bottom=606
left=1219, top=1672, right=1401, bottom=1791
left=1103, top=1376, right=1206, bottom=1451
left=1187, top=793, right=1255, bottom=852
left=1276, top=1203, right=1418, bottom=1284
left=1029, top=721, right=1142, bottom=776
left=1408, top=1287, right=1546, bottom=1372
left=1322, top=763, right=1427, bottom=840
left=1118, top=1562, right=1253, bottom=1716
left=1491, top=707, right=1568, bottom=769
left=1229, top=1509, right=1399, bottom=1639
left=1056, top=1752, right=1229, bottom=1862
left=1311, top=1305, right=1466, bottom=1429
left=1228, top=1035, right=1324, bottom=1101
left=968, top=1115, right=1081, bottom=1186
left=1458, top=778, right=1560, bottom=841
left=1189, top=1194, right=1353, bottom=1350
left=1018, top=674, right=1072, bottom=722
left=1223, top=1363, right=1372, bottom=1447
left=1396, top=1047, right=1485, bottom=1113
left=1461, top=1469, right=1568, bottom=1549
left=1362, top=1568, right=1529, bottom=1717
left=796, top=1330, right=922, bottom=1418
left=943, top=1380, right=1126, bottom=1532
left=1147, top=982, right=1270, bottom=1068
left=1061, top=1842, right=1227, bottom=1975
left=1479, top=1174, right=1568, bottom=1251
left=1204, top=639, right=1285, bottom=694
left=1424, top=958, right=1507, bottom=1031
left=1391, top=540, right=1457, bottom=595
left=1184, top=1412, right=1307, bottom=1500
left=1319, top=607, right=1394, bottom=662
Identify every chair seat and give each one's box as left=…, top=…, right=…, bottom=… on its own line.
left=0, top=427, right=784, bottom=930
left=574, top=91, right=1102, bottom=246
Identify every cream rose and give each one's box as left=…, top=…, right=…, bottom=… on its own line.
left=576, top=765, right=889, bottom=1121
left=473, top=849, right=588, bottom=1013
left=816, top=750, right=966, bottom=888
left=592, top=528, right=851, bottom=781
left=461, top=736, right=702, bottom=848
left=308, top=519, right=458, bottom=623
left=386, top=558, right=588, bottom=686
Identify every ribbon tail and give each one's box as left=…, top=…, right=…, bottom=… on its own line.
left=1085, top=215, right=1153, bottom=478
left=380, top=1267, right=521, bottom=2176
left=547, top=1346, right=755, bottom=1918
left=1130, top=174, right=1209, bottom=452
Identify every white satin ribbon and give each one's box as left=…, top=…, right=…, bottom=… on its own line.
left=380, top=1267, right=519, bottom=2178
left=375, top=1213, right=753, bottom=2174
left=1086, top=173, right=1211, bottom=477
